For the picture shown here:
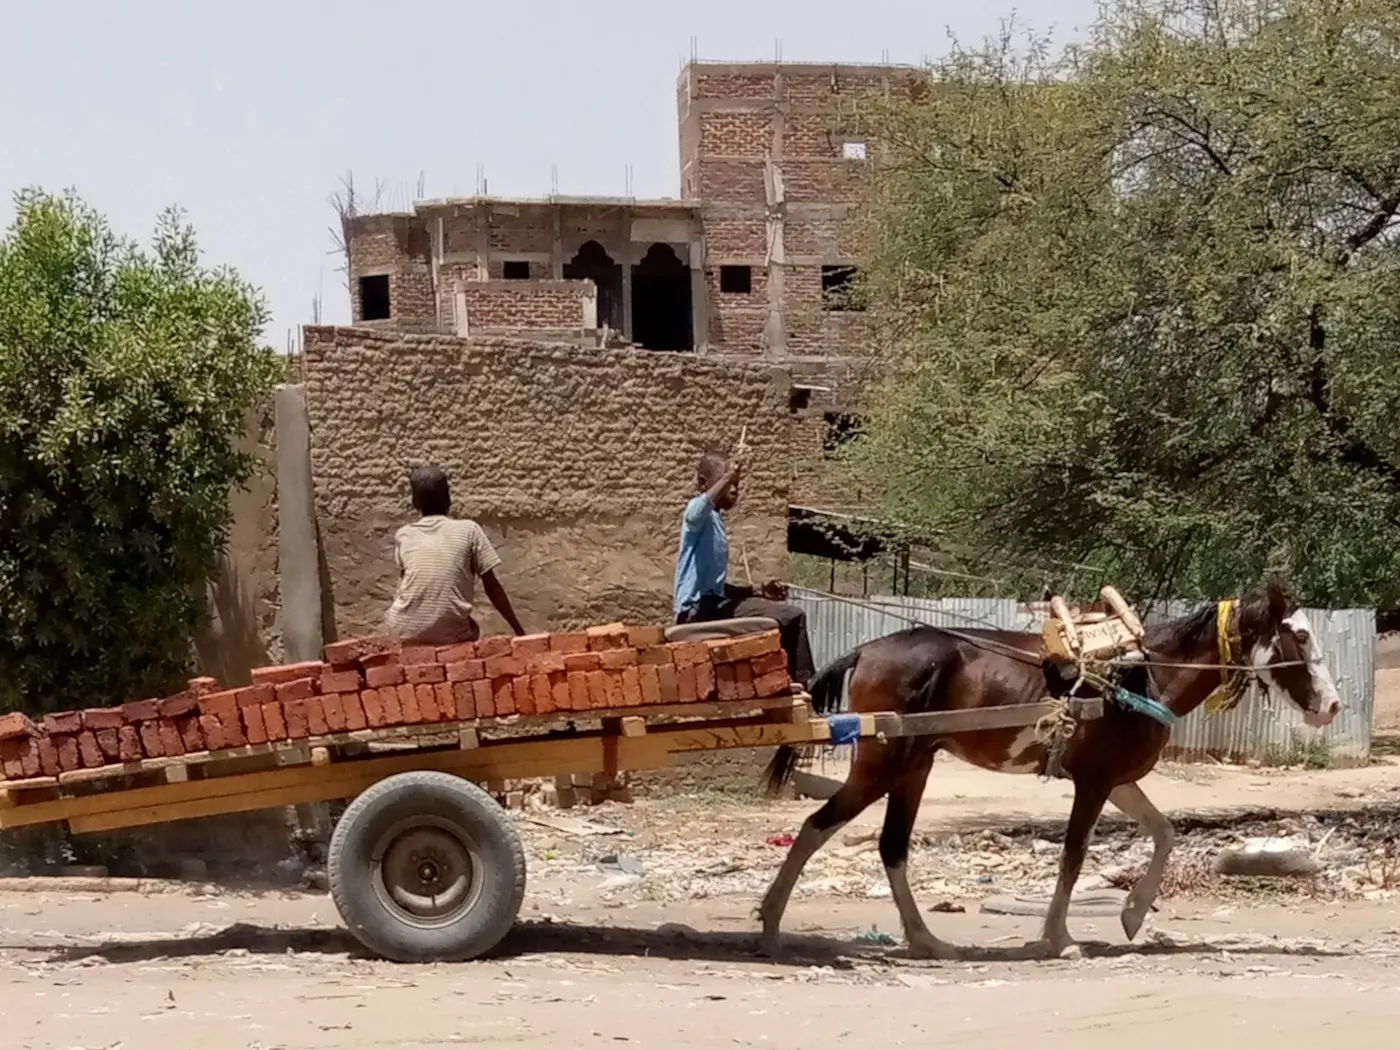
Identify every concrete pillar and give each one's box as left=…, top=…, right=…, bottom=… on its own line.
left=274, top=384, right=324, bottom=663
left=689, top=237, right=708, bottom=353
left=621, top=258, right=634, bottom=342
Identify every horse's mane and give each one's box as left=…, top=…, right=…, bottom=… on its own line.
left=1156, top=590, right=1277, bottom=651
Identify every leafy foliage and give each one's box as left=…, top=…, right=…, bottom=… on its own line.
left=0, top=190, right=280, bottom=713
left=851, top=0, right=1400, bottom=609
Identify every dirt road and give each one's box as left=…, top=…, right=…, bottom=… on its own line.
left=4, top=757, right=1400, bottom=1050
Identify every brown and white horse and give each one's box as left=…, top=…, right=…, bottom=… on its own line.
left=759, top=581, right=1342, bottom=959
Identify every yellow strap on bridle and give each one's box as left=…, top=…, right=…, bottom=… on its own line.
left=1204, top=598, right=1247, bottom=715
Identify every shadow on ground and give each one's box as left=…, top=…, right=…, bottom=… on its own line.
left=10, top=919, right=1352, bottom=968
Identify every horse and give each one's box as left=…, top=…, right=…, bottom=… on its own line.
left=758, top=581, right=1342, bottom=960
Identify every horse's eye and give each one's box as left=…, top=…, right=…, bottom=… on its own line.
left=1294, top=630, right=1310, bottom=647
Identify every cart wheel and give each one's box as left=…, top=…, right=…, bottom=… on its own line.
left=328, top=771, right=526, bottom=963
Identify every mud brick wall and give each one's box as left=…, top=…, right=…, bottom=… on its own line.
left=300, top=326, right=792, bottom=642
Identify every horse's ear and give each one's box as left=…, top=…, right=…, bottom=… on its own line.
left=1266, top=578, right=1291, bottom=622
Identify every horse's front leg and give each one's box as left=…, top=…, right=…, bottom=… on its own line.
left=1107, top=781, right=1174, bottom=940
left=1040, top=778, right=1111, bottom=959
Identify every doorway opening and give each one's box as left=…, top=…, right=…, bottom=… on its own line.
left=563, top=241, right=623, bottom=330
left=631, top=244, right=693, bottom=352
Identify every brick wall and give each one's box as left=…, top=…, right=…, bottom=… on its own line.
left=457, top=280, right=594, bottom=332
left=700, top=112, right=772, bottom=157
left=347, top=214, right=437, bottom=329
left=299, top=327, right=793, bottom=639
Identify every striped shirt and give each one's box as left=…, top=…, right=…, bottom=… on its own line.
left=384, top=516, right=503, bottom=645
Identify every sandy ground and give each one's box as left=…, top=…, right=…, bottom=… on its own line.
left=5, top=755, right=1400, bottom=1050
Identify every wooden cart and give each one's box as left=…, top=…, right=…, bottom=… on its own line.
left=0, top=691, right=1057, bottom=963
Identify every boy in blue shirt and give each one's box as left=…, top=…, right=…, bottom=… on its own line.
left=673, top=452, right=814, bottom=687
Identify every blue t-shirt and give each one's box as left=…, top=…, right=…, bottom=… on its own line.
left=674, top=493, right=728, bottom=615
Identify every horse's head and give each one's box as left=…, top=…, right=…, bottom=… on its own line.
left=1238, top=581, right=1342, bottom=729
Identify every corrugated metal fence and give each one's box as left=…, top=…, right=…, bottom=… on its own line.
left=789, top=590, right=1375, bottom=767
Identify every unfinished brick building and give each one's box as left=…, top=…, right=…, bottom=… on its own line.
left=345, top=61, right=922, bottom=387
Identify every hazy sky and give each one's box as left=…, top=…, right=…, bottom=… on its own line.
left=1, top=0, right=1096, bottom=346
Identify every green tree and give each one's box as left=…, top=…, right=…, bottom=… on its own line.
left=0, top=190, right=280, bottom=713
left=852, top=0, right=1400, bottom=609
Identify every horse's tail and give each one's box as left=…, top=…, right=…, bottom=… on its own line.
left=761, top=649, right=860, bottom=798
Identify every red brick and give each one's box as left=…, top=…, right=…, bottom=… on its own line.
left=512, top=676, right=533, bottom=715
left=177, top=716, right=205, bottom=753
left=669, top=642, right=711, bottom=668
left=657, top=664, right=680, bottom=704
left=476, top=635, right=513, bottom=658
left=17, top=737, right=42, bottom=778
left=305, top=697, right=330, bottom=737
left=564, top=652, right=602, bottom=673
left=620, top=667, right=644, bottom=706
left=493, top=678, right=516, bottom=716
left=43, top=711, right=83, bottom=735
left=276, top=677, right=317, bottom=703
left=696, top=660, right=716, bottom=701
left=117, top=726, right=142, bottom=762
left=446, top=659, right=486, bottom=683
left=199, top=689, right=239, bottom=721
left=436, top=642, right=478, bottom=664
left=365, top=663, right=404, bottom=689
left=709, top=630, right=782, bottom=664
left=94, top=728, right=122, bottom=762
left=55, top=733, right=84, bottom=770
left=341, top=692, right=367, bottom=731
left=735, top=661, right=756, bottom=700
left=751, top=649, right=788, bottom=676
left=252, top=661, right=326, bottom=686
left=236, top=684, right=275, bottom=709
left=452, top=681, right=476, bottom=720
left=437, top=682, right=460, bottom=721
left=78, top=708, right=122, bottom=732
left=322, top=692, right=347, bottom=732
left=157, top=720, right=185, bottom=757
left=187, top=676, right=220, bottom=696
left=568, top=672, right=590, bottom=711
left=0, top=712, right=37, bottom=739
left=484, top=654, right=523, bottom=679
left=157, top=693, right=198, bottom=719
left=242, top=702, right=269, bottom=745
left=587, top=623, right=629, bottom=651
left=549, top=631, right=590, bottom=654
left=324, top=635, right=399, bottom=665
left=638, top=664, right=662, bottom=704
left=526, top=650, right=566, bottom=675
left=530, top=674, right=553, bottom=714
left=74, top=733, right=102, bottom=772
left=399, top=684, right=422, bottom=724
left=473, top=679, right=496, bottom=718
left=0, top=739, right=25, bottom=780
left=637, top=646, right=673, bottom=666
left=360, top=651, right=401, bottom=672
left=382, top=684, right=405, bottom=724
left=600, top=648, right=638, bottom=670
left=405, top=663, right=447, bottom=685
left=586, top=671, right=609, bottom=708
left=511, top=633, right=553, bottom=659
left=360, top=689, right=387, bottom=729
left=261, top=701, right=289, bottom=741
left=715, top=664, right=739, bottom=702
left=138, top=722, right=163, bottom=758
left=401, top=645, right=438, bottom=666
left=38, top=735, right=63, bottom=774
left=754, top=669, right=792, bottom=697
left=676, top=663, right=699, bottom=702
left=198, top=714, right=225, bottom=751
left=121, top=699, right=159, bottom=724
left=284, top=700, right=310, bottom=739
left=417, top=684, right=442, bottom=723
left=321, top=669, right=363, bottom=695
left=551, top=674, right=570, bottom=712
left=627, top=625, right=665, bottom=647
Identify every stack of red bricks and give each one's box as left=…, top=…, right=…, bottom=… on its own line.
left=0, top=625, right=791, bottom=781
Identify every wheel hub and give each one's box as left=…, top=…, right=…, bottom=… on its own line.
left=376, top=825, right=477, bottom=926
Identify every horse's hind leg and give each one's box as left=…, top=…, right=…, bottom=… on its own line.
left=757, top=751, right=890, bottom=955
left=1040, top=777, right=1112, bottom=959
left=879, top=746, right=959, bottom=960
left=1108, top=781, right=1174, bottom=940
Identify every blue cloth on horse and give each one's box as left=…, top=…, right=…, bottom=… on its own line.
left=827, top=713, right=862, bottom=746
left=1113, top=687, right=1176, bottom=727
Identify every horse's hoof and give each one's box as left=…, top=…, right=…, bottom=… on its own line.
left=1121, top=906, right=1147, bottom=941
left=1057, top=943, right=1084, bottom=961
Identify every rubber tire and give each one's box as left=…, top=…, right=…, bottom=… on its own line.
left=328, top=771, right=526, bottom=963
